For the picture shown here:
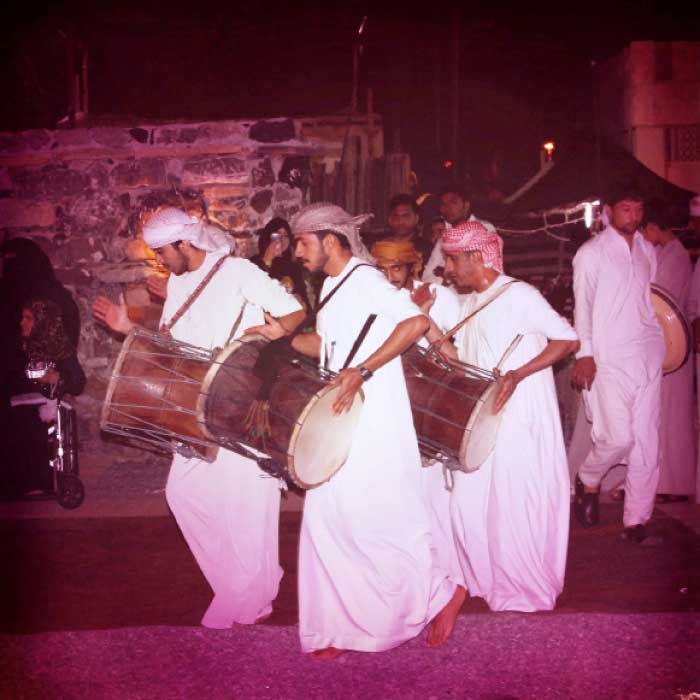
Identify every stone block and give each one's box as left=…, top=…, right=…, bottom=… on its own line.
left=12, top=164, right=90, bottom=198
left=0, top=133, right=24, bottom=153
left=182, top=155, right=247, bottom=186
left=0, top=199, right=55, bottom=228
left=272, top=183, right=301, bottom=203
left=112, top=159, right=167, bottom=188
left=91, top=128, right=133, bottom=149
left=249, top=118, right=295, bottom=143
left=208, top=209, right=252, bottom=232
left=63, top=190, right=129, bottom=240
left=53, top=129, right=93, bottom=149
left=24, top=130, right=52, bottom=151
left=129, top=128, right=150, bottom=144
left=55, top=266, right=93, bottom=287
left=250, top=189, right=273, bottom=214
left=85, top=162, right=110, bottom=189
left=251, top=158, right=275, bottom=187
left=200, top=184, right=248, bottom=199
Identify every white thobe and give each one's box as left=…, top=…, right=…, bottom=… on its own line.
left=689, top=260, right=700, bottom=503
left=445, top=275, right=577, bottom=612
left=162, top=253, right=302, bottom=628
left=573, top=227, right=665, bottom=527
left=399, top=281, right=461, bottom=348
left=654, top=238, right=695, bottom=496
left=422, top=215, right=497, bottom=283
left=299, top=257, right=455, bottom=653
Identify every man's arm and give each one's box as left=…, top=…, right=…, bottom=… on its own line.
left=494, top=338, right=580, bottom=412
left=331, top=314, right=429, bottom=414
left=291, top=331, right=321, bottom=358
left=571, top=246, right=598, bottom=390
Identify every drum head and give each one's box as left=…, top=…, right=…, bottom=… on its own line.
left=288, top=385, right=364, bottom=490
left=651, top=284, right=690, bottom=374
left=459, top=383, right=504, bottom=472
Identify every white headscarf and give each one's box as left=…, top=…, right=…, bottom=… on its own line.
left=142, top=207, right=235, bottom=254
left=690, top=195, right=700, bottom=218
left=290, top=202, right=373, bottom=262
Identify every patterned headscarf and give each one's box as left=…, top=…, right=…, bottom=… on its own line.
left=22, top=299, right=75, bottom=363
left=371, top=238, right=423, bottom=278
left=142, top=207, right=235, bottom=254
left=441, top=221, right=505, bottom=273
left=290, top=203, right=373, bottom=262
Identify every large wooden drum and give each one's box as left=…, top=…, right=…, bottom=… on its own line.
left=101, top=329, right=364, bottom=489
left=403, top=346, right=505, bottom=472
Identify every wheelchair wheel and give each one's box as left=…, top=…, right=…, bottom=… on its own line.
left=57, top=474, right=85, bottom=510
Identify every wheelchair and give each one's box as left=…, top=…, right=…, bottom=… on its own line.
left=9, top=392, right=85, bottom=510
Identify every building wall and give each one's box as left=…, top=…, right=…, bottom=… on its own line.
left=0, top=114, right=383, bottom=447
left=597, top=41, right=700, bottom=193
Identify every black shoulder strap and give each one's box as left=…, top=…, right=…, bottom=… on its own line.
left=342, top=314, right=377, bottom=369
left=315, top=264, right=374, bottom=315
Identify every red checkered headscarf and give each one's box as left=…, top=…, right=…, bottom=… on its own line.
left=441, top=221, right=504, bottom=273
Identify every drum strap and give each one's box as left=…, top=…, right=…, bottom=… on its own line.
left=159, top=255, right=228, bottom=336
left=342, top=314, right=377, bottom=370
left=314, top=264, right=374, bottom=318
left=434, top=280, right=521, bottom=347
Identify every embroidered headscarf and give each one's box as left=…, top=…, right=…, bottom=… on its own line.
left=441, top=221, right=505, bottom=273
left=371, top=238, right=423, bottom=278
left=22, top=299, right=75, bottom=363
left=290, top=203, right=373, bottom=262
left=142, top=207, right=235, bottom=254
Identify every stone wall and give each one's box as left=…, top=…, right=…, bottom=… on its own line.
left=0, top=114, right=383, bottom=449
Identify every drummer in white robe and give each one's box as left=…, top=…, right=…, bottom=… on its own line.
left=641, top=199, right=695, bottom=501
left=93, top=207, right=305, bottom=629
left=371, top=237, right=461, bottom=345
left=268, top=203, right=461, bottom=659
left=425, top=221, right=579, bottom=612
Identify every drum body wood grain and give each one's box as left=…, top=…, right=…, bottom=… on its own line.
left=403, top=346, right=503, bottom=472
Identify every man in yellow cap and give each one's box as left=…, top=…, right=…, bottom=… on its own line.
left=371, top=238, right=461, bottom=346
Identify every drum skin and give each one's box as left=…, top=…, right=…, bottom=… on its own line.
left=100, top=330, right=215, bottom=459
left=650, top=284, right=691, bottom=375
left=403, top=346, right=499, bottom=471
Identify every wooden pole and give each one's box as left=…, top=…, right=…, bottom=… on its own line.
left=450, top=8, right=460, bottom=177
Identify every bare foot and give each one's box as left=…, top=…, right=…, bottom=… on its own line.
left=310, top=647, right=346, bottom=660
left=427, top=585, right=467, bottom=648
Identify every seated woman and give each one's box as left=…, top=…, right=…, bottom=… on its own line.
left=2, top=299, right=85, bottom=498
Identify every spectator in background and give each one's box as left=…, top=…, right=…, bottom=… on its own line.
left=641, top=199, right=695, bottom=503
left=423, top=185, right=497, bottom=284
left=380, top=194, right=433, bottom=264
left=686, top=195, right=700, bottom=504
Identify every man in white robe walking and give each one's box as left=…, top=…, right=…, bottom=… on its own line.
left=425, top=220, right=579, bottom=613
left=258, top=202, right=462, bottom=659
left=93, top=207, right=305, bottom=628
left=571, top=184, right=665, bottom=543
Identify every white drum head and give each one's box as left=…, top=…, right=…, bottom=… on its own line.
left=288, top=385, right=363, bottom=489
left=650, top=284, right=690, bottom=374
left=459, top=383, right=504, bottom=472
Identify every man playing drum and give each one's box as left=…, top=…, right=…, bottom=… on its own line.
left=571, top=183, right=665, bottom=543
left=93, top=207, right=305, bottom=629
left=259, top=202, right=462, bottom=658
left=371, top=238, right=461, bottom=346
left=425, top=221, right=579, bottom=613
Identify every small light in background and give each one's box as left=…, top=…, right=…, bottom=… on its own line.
left=543, top=141, right=555, bottom=161
left=443, top=160, right=453, bottom=169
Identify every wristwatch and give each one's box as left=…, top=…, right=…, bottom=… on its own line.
left=358, top=366, right=373, bottom=381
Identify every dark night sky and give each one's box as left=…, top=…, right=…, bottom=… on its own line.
left=2, top=0, right=698, bottom=189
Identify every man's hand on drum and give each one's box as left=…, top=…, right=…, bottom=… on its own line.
left=493, top=368, right=520, bottom=414
left=146, top=275, right=168, bottom=301
left=245, top=312, right=288, bottom=341
left=330, top=368, right=363, bottom=415
left=93, top=293, right=134, bottom=336
left=571, top=356, right=597, bottom=391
